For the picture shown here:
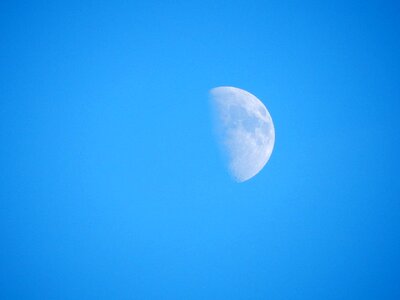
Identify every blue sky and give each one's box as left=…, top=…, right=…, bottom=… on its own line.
left=1, top=0, right=400, bottom=299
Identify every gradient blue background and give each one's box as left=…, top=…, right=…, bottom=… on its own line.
left=1, top=1, right=400, bottom=299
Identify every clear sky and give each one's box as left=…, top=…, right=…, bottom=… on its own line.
left=1, top=0, right=400, bottom=299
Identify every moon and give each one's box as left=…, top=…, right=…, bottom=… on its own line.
left=210, top=86, right=275, bottom=182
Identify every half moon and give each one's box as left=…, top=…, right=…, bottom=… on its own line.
left=210, top=86, right=275, bottom=182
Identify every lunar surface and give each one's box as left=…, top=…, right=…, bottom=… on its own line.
left=210, top=86, right=275, bottom=182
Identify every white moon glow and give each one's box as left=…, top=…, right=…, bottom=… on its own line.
left=210, top=86, right=275, bottom=182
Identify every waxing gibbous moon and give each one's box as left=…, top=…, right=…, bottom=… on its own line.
left=210, top=86, right=275, bottom=182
